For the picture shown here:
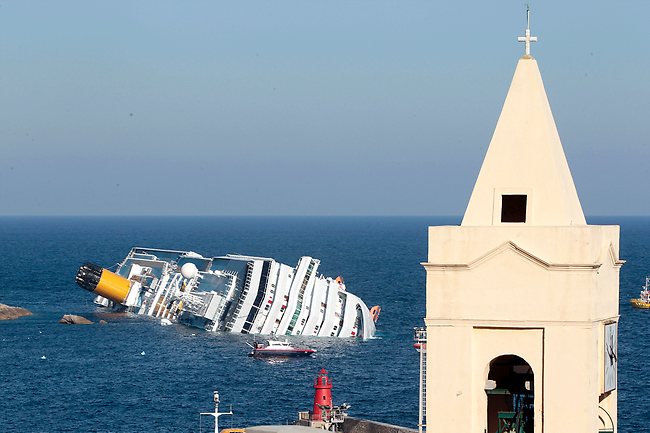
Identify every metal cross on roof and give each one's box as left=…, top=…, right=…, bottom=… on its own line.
left=517, top=6, right=538, bottom=56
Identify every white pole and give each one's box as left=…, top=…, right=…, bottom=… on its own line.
left=200, top=391, right=233, bottom=433
left=418, top=344, right=423, bottom=433
left=214, top=394, right=220, bottom=433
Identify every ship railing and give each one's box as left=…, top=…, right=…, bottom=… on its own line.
left=155, top=273, right=182, bottom=318
left=180, top=293, right=206, bottom=314
left=225, top=262, right=255, bottom=331
left=215, top=278, right=237, bottom=320
left=286, top=268, right=314, bottom=332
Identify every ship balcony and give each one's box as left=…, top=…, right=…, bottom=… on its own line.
left=413, top=327, right=427, bottom=342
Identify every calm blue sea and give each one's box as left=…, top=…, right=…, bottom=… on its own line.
left=0, top=216, right=647, bottom=432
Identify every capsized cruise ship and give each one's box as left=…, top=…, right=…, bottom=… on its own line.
left=75, top=247, right=379, bottom=339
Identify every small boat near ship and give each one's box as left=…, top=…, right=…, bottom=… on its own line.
left=247, top=339, right=316, bottom=358
left=75, top=247, right=379, bottom=338
left=630, top=276, right=650, bottom=309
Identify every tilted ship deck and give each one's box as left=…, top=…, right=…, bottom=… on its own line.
left=76, top=247, right=379, bottom=338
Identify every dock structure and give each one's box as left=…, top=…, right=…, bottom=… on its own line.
left=413, top=327, right=427, bottom=433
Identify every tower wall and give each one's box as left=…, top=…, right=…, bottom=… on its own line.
left=424, top=225, right=621, bottom=432
left=425, top=226, right=621, bottom=322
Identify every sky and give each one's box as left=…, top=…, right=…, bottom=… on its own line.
left=0, top=1, right=648, bottom=216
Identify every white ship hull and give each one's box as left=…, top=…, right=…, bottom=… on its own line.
left=76, top=247, right=377, bottom=339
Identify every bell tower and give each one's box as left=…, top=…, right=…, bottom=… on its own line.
left=423, top=9, right=622, bottom=433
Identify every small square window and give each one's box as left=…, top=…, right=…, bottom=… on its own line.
left=501, top=195, right=527, bottom=223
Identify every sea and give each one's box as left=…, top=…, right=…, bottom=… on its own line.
left=0, top=216, right=647, bottom=433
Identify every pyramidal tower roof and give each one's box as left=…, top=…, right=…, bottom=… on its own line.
left=461, top=13, right=585, bottom=226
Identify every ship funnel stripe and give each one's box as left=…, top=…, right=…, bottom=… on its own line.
left=75, top=262, right=103, bottom=292
left=75, top=263, right=131, bottom=304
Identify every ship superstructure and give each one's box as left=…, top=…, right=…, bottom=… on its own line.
left=75, top=247, right=378, bottom=339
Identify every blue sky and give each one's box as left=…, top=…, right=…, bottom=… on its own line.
left=0, top=1, right=648, bottom=216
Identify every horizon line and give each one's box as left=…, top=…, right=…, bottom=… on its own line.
left=0, top=214, right=647, bottom=218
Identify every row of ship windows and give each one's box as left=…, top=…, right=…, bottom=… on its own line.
left=269, top=318, right=338, bottom=333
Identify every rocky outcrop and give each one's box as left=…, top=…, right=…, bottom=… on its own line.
left=343, top=418, right=417, bottom=433
left=59, top=314, right=94, bottom=325
left=0, top=303, right=32, bottom=321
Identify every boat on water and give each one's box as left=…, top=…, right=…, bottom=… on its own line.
left=248, top=339, right=316, bottom=357
left=75, top=247, right=379, bottom=338
left=630, top=276, right=650, bottom=309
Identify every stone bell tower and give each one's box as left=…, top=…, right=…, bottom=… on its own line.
left=423, top=10, right=622, bottom=433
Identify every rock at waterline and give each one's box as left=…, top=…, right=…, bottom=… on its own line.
left=0, top=303, right=32, bottom=321
left=59, top=314, right=94, bottom=325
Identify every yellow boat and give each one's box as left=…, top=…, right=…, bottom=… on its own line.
left=630, top=298, right=650, bottom=308
left=630, top=276, right=650, bottom=309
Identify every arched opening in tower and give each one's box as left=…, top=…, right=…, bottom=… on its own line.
left=485, top=355, right=534, bottom=433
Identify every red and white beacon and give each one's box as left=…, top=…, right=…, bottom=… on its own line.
left=312, top=368, right=333, bottom=421
left=297, top=368, right=349, bottom=430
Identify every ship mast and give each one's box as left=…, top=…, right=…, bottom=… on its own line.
left=200, top=390, right=233, bottom=433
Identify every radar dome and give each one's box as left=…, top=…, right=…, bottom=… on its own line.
left=180, top=263, right=198, bottom=279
